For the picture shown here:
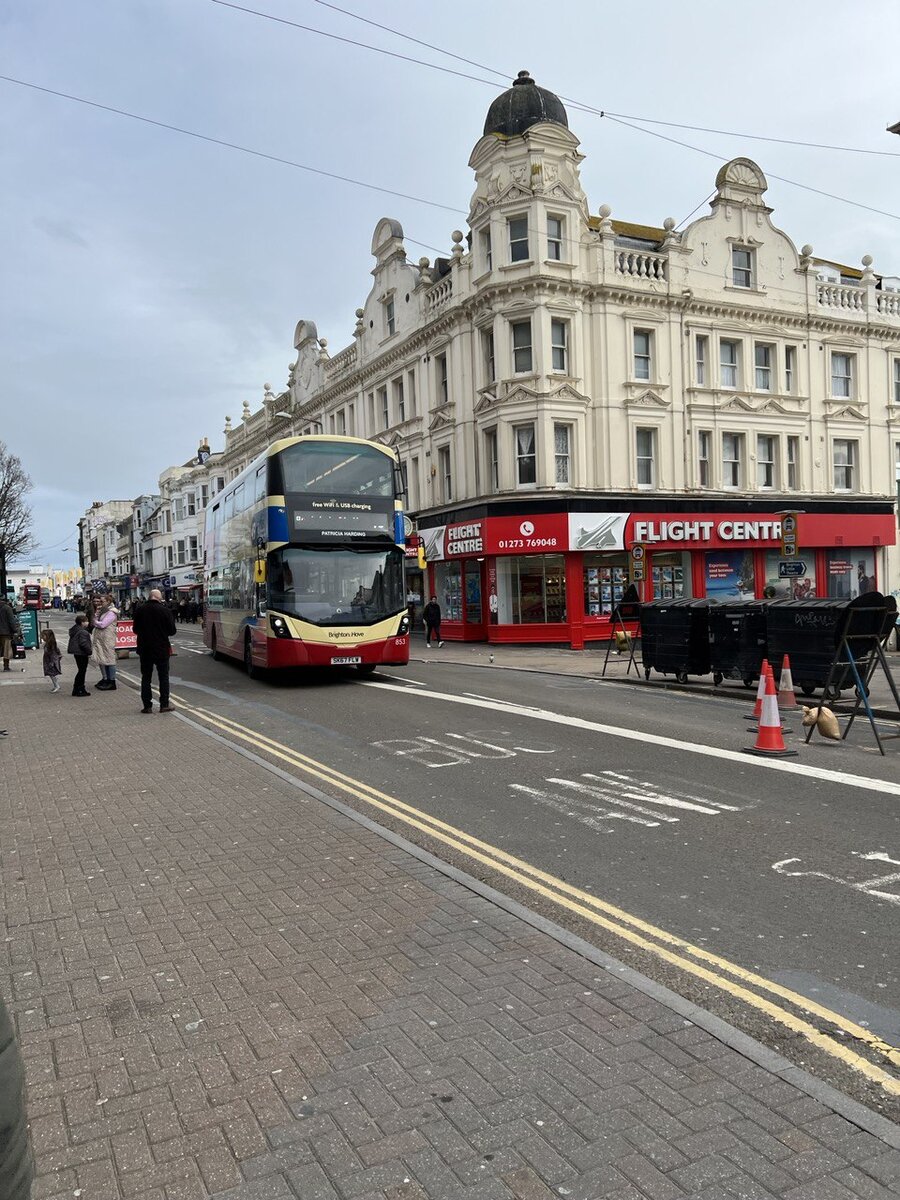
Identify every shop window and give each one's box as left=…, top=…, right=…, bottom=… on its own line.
left=508, top=216, right=529, bottom=263
left=651, top=553, right=692, bottom=600
left=583, top=553, right=629, bottom=616
left=764, top=550, right=816, bottom=599
left=830, top=352, right=853, bottom=398
left=704, top=549, right=755, bottom=599
left=754, top=344, right=773, bottom=391
left=484, top=429, right=499, bottom=493
left=785, top=345, right=796, bottom=393
left=636, top=427, right=656, bottom=487
left=551, top=319, right=568, bottom=373
left=696, top=335, right=708, bottom=385
left=434, top=560, right=463, bottom=620
left=826, top=549, right=875, bottom=599
left=482, top=328, right=495, bottom=383
left=554, top=424, right=570, bottom=485
left=722, top=432, right=743, bottom=488
left=698, top=430, right=711, bottom=487
left=787, top=436, right=800, bottom=490
left=757, top=434, right=777, bottom=489
left=832, top=438, right=857, bottom=491
left=633, top=330, right=652, bottom=381
left=497, top=554, right=566, bottom=623
left=515, top=424, right=536, bottom=486
left=464, top=561, right=482, bottom=623
left=512, top=320, right=533, bottom=373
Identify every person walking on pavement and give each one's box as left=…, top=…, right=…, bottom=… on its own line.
left=0, top=991, right=34, bottom=1200
left=91, top=592, right=119, bottom=691
left=40, top=629, right=62, bottom=693
left=0, top=596, right=21, bottom=674
left=423, top=595, right=444, bottom=648
left=133, top=588, right=176, bottom=713
left=67, top=614, right=92, bottom=696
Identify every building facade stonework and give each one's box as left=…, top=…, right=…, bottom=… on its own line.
left=90, top=72, right=900, bottom=645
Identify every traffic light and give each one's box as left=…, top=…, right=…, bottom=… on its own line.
left=417, top=540, right=427, bottom=570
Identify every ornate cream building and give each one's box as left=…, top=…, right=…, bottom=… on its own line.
left=208, top=72, right=900, bottom=644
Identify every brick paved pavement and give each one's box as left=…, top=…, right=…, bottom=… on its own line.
left=1, top=657, right=898, bottom=1200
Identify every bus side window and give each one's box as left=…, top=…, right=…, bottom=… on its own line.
left=256, top=467, right=266, bottom=502
left=233, top=482, right=245, bottom=513
left=224, top=493, right=234, bottom=522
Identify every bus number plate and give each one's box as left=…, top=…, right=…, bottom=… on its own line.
left=331, top=655, right=362, bottom=666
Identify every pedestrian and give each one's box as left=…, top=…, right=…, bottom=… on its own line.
left=133, top=587, right=176, bottom=714
left=91, top=592, right=119, bottom=691
left=67, top=613, right=92, bottom=697
left=423, top=595, right=443, bottom=648
left=40, top=628, right=62, bottom=693
left=0, top=596, right=21, bottom=673
left=0, top=990, right=34, bottom=1200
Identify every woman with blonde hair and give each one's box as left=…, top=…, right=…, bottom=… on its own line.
left=91, top=592, right=119, bottom=691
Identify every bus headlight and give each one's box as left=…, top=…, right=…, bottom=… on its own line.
left=271, top=615, right=292, bottom=638
left=398, top=615, right=410, bottom=636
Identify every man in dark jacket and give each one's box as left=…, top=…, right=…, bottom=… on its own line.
left=0, top=994, right=33, bottom=1200
left=66, top=614, right=93, bottom=697
left=133, top=588, right=176, bottom=713
left=0, top=597, right=21, bottom=673
left=423, top=596, right=444, bottom=648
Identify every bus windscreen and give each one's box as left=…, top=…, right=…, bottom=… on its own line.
left=279, top=442, right=394, bottom=498
left=268, top=546, right=404, bottom=625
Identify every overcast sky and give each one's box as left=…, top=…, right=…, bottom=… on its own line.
left=3, top=0, right=900, bottom=569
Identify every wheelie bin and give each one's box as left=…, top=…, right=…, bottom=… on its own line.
left=707, top=600, right=769, bottom=688
left=765, top=594, right=887, bottom=699
left=640, top=599, right=712, bottom=683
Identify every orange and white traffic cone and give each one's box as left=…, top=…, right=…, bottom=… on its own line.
left=744, top=670, right=798, bottom=757
left=747, top=659, right=769, bottom=721
left=777, top=654, right=798, bottom=710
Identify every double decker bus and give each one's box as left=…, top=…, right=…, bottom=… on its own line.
left=203, top=435, right=410, bottom=676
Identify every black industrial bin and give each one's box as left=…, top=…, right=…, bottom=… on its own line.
left=765, top=594, right=887, bottom=698
left=708, top=600, right=769, bottom=688
left=641, top=599, right=712, bottom=683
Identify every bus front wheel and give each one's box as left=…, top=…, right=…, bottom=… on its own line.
left=210, top=629, right=221, bottom=661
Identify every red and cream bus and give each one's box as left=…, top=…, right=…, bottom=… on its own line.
left=203, top=435, right=410, bottom=676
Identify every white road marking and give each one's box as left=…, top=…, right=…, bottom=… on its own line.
left=385, top=675, right=427, bottom=686
left=772, top=855, right=900, bottom=906
left=361, top=679, right=900, bottom=799
left=509, top=783, right=661, bottom=828
left=582, top=773, right=720, bottom=815
left=598, top=769, right=742, bottom=812
left=544, top=777, right=679, bottom=823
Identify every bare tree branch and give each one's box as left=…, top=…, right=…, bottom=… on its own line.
left=0, top=442, right=34, bottom=559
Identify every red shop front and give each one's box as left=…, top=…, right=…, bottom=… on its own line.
left=418, top=507, right=895, bottom=649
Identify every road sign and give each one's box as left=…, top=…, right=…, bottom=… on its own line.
left=630, top=542, right=645, bottom=582
left=778, top=560, right=806, bottom=578
left=780, top=513, right=800, bottom=558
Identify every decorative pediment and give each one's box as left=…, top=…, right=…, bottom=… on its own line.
left=718, top=395, right=756, bottom=412
left=545, top=182, right=580, bottom=204
left=756, top=398, right=793, bottom=415
left=827, top=405, right=868, bottom=421
left=496, top=183, right=532, bottom=205
left=624, top=389, right=671, bottom=409
left=503, top=384, right=540, bottom=406
left=548, top=382, right=591, bottom=407
left=428, top=404, right=456, bottom=432
left=473, top=390, right=499, bottom=415
left=469, top=197, right=490, bottom=220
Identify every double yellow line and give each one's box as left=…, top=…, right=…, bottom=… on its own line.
left=123, top=677, right=900, bottom=1095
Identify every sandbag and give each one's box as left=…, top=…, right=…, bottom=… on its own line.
left=801, top=705, right=841, bottom=740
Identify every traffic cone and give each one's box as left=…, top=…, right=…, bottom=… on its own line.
left=777, top=654, right=798, bottom=710
left=744, top=670, right=798, bottom=757
left=747, top=659, right=769, bottom=720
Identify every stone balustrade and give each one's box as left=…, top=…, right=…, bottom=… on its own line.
left=877, top=290, right=900, bottom=316
left=614, top=249, right=668, bottom=282
left=425, top=276, right=453, bottom=314
left=325, top=344, right=357, bottom=376
left=816, top=281, right=865, bottom=312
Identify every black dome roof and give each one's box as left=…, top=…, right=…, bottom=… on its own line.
left=483, top=71, right=568, bottom=138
